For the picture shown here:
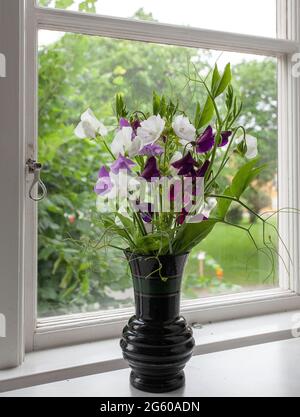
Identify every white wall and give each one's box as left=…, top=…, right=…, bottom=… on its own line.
left=0, top=0, right=24, bottom=369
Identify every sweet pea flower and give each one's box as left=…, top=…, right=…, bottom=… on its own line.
left=94, top=167, right=113, bottom=196
left=110, top=154, right=136, bottom=174
left=218, top=131, right=232, bottom=148
left=186, top=214, right=208, bottom=224
left=131, top=119, right=141, bottom=136
left=119, top=118, right=131, bottom=128
left=139, top=144, right=164, bottom=157
left=111, top=127, right=142, bottom=157
left=141, top=157, right=161, bottom=181
left=119, top=118, right=141, bottom=139
left=111, top=127, right=133, bottom=157
left=128, top=137, right=143, bottom=158
left=196, top=126, right=215, bottom=154
left=172, top=115, right=196, bottom=143
left=236, top=134, right=258, bottom=159
left=171, top=152, right=198, bottom=176
left=136, top=115, right=165, bottom=146
left=196, top=160, right=210, bottom=178
left=75, top=109, right=108, bottom=139
left=141, top=212, right=153, bottom=223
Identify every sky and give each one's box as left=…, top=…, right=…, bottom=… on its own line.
left=39, top=0, right=277, bottom=66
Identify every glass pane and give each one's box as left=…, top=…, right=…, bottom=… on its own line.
left=38, top=30, right=278, bottom=317
left=38, top=0, right=277, bottom=38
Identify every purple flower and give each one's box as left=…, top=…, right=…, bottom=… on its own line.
left=139, top=144, right=164, bottom=157
left=131, top=119, right=141, bottom=135
left=98, top=166, right=110, bottom=179
left=141, top=157, right=161, bottom=181
left=119, top=118, right=131, bottom=128
left=218, top=131, right=232, bottom=148
left=141, top=212, right=152, bottom=223
left=110, top=154, right=136, bottom=174
left=196, top=160, right=210, bottom=177
left=172, top=152, right=198, bottom=176
left=94, top=167, right=113, bottom=196
left=196, top=126, right=215, bottom=154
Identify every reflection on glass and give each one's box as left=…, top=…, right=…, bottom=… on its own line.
left=38, top=30, right=278, bottom=317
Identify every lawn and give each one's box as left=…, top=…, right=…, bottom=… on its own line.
left=184, top=219, right=279, bottom=296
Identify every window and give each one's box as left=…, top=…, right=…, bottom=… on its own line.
left=38, top=0, right=277, bottom=38
left=38, top=29, right=279, bottom=317
left=18, top=0, right=300, bottom=352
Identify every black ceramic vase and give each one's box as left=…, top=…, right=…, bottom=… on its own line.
left=120, top=252, right=195, bottom=393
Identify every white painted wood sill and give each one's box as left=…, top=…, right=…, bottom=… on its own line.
left=0, top=310, right=299, bottom=393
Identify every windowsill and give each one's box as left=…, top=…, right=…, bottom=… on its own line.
left=0, top=309, right=299, bottom=393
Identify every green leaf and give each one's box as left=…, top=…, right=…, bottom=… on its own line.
left=135, top=234, right=170, bottom=255
left=211, top=64, right=221, bottom=95
left=115, top=213, right=134, bottom=232
left=198, top=96, right=214, bottom=128
left=60, top=268, right=73, bottom=289
left=194, top=102, right=201, bottom=129
left=172, top=219, right=219, bottom=254
left=214, top=63, right=232, bottom=98
left=52, top=255, right=63, bottom=275
left=80, top=274, right=90, bottom=295
left=115, top=94, right=128, bottom=119
left=159, top=96, right=167, bottom=117
left=79, top=0, right=97, bottom=13
left=55, top=0, right=73, bottom=9
left=214, top=159, right=266, bottom=219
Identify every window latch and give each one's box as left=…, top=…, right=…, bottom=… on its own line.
left=26, top=159, right=47, bottom=202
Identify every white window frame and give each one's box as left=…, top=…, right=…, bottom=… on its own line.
left=19, top=0, right=300, bottom=353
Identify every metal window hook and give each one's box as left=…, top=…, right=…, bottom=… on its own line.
left=26, top=159, right=47, bottom=202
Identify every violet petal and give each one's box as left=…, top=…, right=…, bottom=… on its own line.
left=141, top=157, right=161, bottom=181
left=111, top=154, right=135, bottom=174
left=196, top=126, right=215, bottom=154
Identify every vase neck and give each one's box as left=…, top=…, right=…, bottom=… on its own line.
left=133, top=276, right=182, bottom=322
left=125, top=252, right=189, bottom=322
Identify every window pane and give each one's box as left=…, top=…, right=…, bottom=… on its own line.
left=38, top=30, right=278, bottom=317
left=38, top=0, right=277, bottom=38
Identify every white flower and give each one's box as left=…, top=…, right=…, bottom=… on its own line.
left=172, top=115, right=196, bottom=143
left=186, top=198, right=217, bottom=223
left=74, top=108, right=107, bottom=139
left=111, top=127, right=133, bottom=157
left=136, top=115, right=165, bottom=146
left=111, top=127, right=143, bottom=157
left=128, top=137, right=142, bottom=158
left=236, top=135, right=258, bottom=160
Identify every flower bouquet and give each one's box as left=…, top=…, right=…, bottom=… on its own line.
left=75, top=63, right=266, bottom=393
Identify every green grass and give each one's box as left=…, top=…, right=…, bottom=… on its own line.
left=185, top=220, right=279, bottom=288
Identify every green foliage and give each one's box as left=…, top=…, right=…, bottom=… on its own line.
left=37, top=28, right=278, bottom=315
left=212, top=63, right=232, bottom=98
left=39, top=0, right=97, bottom=12
left=172, top=220, right=219, bottom=254
left=214, top=159, right=266, bottom=220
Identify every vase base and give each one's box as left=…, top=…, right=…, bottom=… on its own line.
left=130, top=370, right=185, bottom=394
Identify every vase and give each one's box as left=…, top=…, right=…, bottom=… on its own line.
left=120, top=251, right=195, bottom=393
